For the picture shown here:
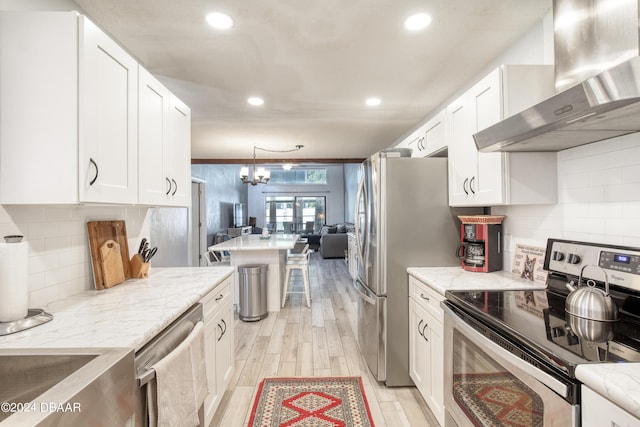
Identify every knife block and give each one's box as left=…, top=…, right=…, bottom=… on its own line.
left=130, top=254, right=150, bottom=279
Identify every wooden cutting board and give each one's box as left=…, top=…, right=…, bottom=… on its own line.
left=100, top=240, right=125, bottom=288
left=87, top=221, right=132, bottom=290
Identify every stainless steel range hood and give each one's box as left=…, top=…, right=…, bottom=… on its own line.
left=475, top=0, right=640, bottom=152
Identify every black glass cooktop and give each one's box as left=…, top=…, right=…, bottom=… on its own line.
left=445, top=278, right=640, bottom=378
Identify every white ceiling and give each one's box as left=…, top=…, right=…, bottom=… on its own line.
left=72, top=0, right=551, bottom=161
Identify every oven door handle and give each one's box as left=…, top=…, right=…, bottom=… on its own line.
left=443, top=304, right=569, bottom=399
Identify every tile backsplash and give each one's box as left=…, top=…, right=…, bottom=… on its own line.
left=495, top=132, right=640, bottom=269
left=0, top=205, right=149, bottom=308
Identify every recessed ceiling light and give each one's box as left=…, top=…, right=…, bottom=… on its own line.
left=206, top=12, right=234, bottom=29
left=404, top=13, right=432, bottom=31
left=366, top=97, right=381, bottom=107
left=247, top=97, right=264, bottom=106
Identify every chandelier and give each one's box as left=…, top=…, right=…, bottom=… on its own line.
left=240, top=145, right=304, bottom=185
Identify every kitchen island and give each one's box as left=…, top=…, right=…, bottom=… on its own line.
left=208, top=233, right=299, bottom=312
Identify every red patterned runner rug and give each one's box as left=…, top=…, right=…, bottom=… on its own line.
left=452, top=372, right=544, bottom=427
left=247, top=376, right=375, bottom=427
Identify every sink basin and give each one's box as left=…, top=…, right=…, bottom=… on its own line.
left=0, top=348, right=134, bottom=426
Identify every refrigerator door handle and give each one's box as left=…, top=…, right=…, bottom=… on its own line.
left=353, top=279, right=376, bottom=305
left=354, top=178, right=367, bottom=271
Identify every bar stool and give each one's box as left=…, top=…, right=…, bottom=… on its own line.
left=281, top=244, right=311, bottom=308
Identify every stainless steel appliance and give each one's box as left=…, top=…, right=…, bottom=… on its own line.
left=474, top=0, right=640, bottom=153
left=443, top=238, right=640, bottom=426
left=134, top=303, right=204, bottom=426
left=353, top=151, right=478, bottom=386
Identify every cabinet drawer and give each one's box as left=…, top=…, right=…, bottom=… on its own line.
left=409, top=275, right=444, bottom=319
left=201, top=276, right=232, bottom=321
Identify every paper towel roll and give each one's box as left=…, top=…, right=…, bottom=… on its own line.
left=0, top=241, right=28, bottom=322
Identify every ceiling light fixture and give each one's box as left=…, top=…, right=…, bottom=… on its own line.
left=247, top=97, right=265, bottom=106
left=404, top=13, right=432, bottom=31
left=206, top=12, right=234, bottom=29
left=366, top=97, right=381, bottom=107
left=240, top=145, right=304, bottom=185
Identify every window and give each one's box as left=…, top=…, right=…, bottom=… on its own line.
left=268, top=168, right=328, bottom=185
left=265, top=196, right=326, bottom=233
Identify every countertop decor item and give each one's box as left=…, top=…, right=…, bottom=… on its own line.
left=87, top=221, right=132, bottom=289
left=0, top=235, right=28, bottom=322
left=457, top=215, right=505, bottom=224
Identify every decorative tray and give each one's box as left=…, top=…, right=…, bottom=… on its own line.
left=457, top=215, right=506, bottom=224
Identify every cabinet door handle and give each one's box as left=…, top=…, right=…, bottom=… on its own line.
left=215, top=294, right=224, bottom=301
left=463, top=178, right=469, bottom=195
left=421, top=322, right=429, bottom=341
left=221, top=318, right=227, bottom=335
left=217, top=323, right=224, bottom=341
left=420, top=293, right=430, bottom=302
left=89, top=158, right=99, bottom=186
left=165, top=177, right=172, bottom=195
left=418, top=319, right=424, bottom=336
left=469, top=176, right=476, bottom=194
left=171, top=178, right=177, bottom=196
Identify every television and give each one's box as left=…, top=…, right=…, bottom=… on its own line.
left=234, top=203, right=247, bottom=227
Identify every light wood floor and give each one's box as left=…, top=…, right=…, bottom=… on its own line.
left=210, top=253, right=439, bottom=426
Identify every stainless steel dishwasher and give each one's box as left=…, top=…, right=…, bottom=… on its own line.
left=134, top=303, right=204, bottom=427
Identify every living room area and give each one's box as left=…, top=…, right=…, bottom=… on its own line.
left=191, top=162, right=361, bottom=259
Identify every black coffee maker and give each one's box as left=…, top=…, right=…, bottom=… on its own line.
left=456, top=216, right=504, bottom=273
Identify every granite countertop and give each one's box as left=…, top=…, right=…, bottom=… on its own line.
left=576, top=363, right=640, bottom=419
left=0, top=266, right=234, bottom=351
left=407, top=266, right=547, bottom=296
left=208, top=233, right=299, bottom=251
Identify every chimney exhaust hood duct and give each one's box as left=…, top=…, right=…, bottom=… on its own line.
left=474, top=0, right=640, bottom=152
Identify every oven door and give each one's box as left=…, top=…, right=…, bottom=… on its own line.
left=443, top=304, right=579, bottom=427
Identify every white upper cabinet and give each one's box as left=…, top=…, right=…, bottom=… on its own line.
left=138, top=67, right=191, bottom=207
left=394, top=110, right=447, bottom=157
left=447, top=65, right=557, bottom=207
left=0, top=12, right=138, bottom=204
left=0, top=11, right=190, bottom=206
left=80, top=16, right=138, bottom=204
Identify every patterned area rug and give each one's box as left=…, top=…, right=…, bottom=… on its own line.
left=247, top=376, right=375, bottom=427
left=452, top=372, right=544, bottom=427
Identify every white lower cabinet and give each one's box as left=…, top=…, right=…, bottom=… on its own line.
left=582, top=386, right=640, bottom=427
left=408, top=275, right=445, bottom=426
left=200, top=275, right=234, bottom=425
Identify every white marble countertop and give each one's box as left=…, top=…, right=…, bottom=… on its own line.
left=576, top=363, right=640, bottom=419
left=407, top=266, right=547, bottom=296
left=208, top=233, right=299, bottom=251
left=0, top=266, right=233, bottom=351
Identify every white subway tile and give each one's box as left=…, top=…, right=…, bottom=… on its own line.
left=606, top=183, right=640, bottom=202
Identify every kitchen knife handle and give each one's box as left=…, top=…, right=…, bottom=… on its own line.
left=89, top=158, right=99, bottom=186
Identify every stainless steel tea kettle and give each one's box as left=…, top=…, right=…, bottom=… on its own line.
left=565, top=265, right=618, bottom=322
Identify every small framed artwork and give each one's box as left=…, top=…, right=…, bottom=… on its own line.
left=511, top=244, right=548, bottom=284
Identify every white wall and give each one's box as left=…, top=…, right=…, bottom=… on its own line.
left=495, top=134, right=640, bottom=269
left=0, top=205, right=150, bottom=308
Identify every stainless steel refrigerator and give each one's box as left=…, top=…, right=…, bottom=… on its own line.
left=353, top=152, right=478, bottom=386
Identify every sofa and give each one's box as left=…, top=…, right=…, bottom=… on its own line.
left=318, top=223, right=354, bottom=258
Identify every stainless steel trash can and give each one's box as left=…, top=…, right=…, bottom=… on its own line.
left=237, top=264, right=268, bottom=321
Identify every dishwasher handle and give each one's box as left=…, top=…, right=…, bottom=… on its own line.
left=134, top=303, right=203, bottom=387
